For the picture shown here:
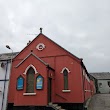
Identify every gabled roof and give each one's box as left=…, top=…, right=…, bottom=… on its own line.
left=13, top=33, right=81, bottom=62
left=0, top=52, right=19, bottom=61
left=15, top=52, right=49, bottom=68
left=41, top=33, right=81, bottom=61
left=90, top=72, right=110, bottom=80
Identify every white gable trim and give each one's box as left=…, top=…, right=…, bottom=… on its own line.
left=85, top=74, right=90, bottom=83
left=61, top=67, right=70, bottom=73
left=23, top=64, right=38, bottom=75
left=15, top=52, right=48, bottom=68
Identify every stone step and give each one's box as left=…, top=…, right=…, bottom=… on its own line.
left=52, top=104, right=58, bottom=107
left=48, top=103, right=66, bottom=110
left=60, top=108, right=66, bottom=110
left=56, top=106, right=61, bottom=109
left=48, top=102, right=53, bottom=105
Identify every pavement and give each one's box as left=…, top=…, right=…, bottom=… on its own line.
left=88, top=94, right=110, bottom=110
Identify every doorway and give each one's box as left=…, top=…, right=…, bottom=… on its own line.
left=48, top=78, right=52, bottom=103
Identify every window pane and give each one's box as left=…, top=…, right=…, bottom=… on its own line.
left=108, top=81, right=110, bottom=87
left=99, top=83, right=102, bottom=88
left=63, top=69, right=68, bottom=90
left=63, top=69, right=68, bottom=76
left=17, top=77, right=24, bottom=90
left=64, top=76, right=68, bottom=90
left=26, top=67, right=35, bottom=93
left=36, top=75, right=43, bottom=89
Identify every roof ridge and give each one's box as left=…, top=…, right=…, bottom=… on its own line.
left=13, top=33, right=81, bottom=62
left=41, top=33, right=81, bottom=61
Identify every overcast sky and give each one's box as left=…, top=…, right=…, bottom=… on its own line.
left=0, top=0, right=110, bottom=72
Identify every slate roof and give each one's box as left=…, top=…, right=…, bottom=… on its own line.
left=0, top=52, right=19, bottom=61
left=90, top=72, right=110, bottom=80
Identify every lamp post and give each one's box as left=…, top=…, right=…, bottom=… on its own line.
left=6, top=45, right=13, bottom=65
left=3, top=45, right=13, bottom=110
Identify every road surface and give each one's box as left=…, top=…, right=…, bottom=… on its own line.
left=88, top=94, right=110, bottom=110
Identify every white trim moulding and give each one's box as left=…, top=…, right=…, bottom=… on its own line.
left=23, top=93, right=36, bottom=96
left=62, top=90, right=71, bottom=92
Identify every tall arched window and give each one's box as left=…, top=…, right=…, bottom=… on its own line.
left=63, top=69, right=68, bottom=90
left=26, top=67, right=35, bottom=93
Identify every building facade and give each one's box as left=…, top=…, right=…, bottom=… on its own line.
left=90, top=72, right=110, bottom=94
left=7, top=32, right=95, bottom=110
left=0, top=53, right=18, bottom=110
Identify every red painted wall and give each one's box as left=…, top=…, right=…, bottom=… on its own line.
left=53, top=56, right=84, bottom=103
left=8, top=33, right=93, bottom=106
left=90, top=80, right=95, bottom=96
left=9, top=55, right=48, bottom=106
left=83, top=72, right=93, bottom=101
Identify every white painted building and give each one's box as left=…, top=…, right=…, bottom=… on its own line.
left=98, top=79, right=110, bottom=93
left=0, top=53, right=18, bottom=110
left=90, top=72, right=110, bottom=94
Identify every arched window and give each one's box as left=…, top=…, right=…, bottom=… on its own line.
left=36, top=75, right=44, bottom=89
left=17, top=76, right=24, bottom=90
left=26, top=67, right=35, bottom=93
left=63, top=69, right=68, bottom=90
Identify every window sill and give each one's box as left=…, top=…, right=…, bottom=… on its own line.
left=23, top=93, right=36, bottom=96
left=85, top=90, right=91, bottom=92
left=62, top=90, right=71, bottom=92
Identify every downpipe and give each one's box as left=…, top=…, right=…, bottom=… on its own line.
left=1, top=61, right=8, bottom=110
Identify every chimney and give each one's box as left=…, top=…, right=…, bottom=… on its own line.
left=27, top=40, right=31, bottom=45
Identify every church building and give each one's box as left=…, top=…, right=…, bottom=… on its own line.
left=7, top=29, right=95, bottom=110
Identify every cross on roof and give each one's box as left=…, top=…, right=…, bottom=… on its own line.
left=40, top=28, right=43, bottom=34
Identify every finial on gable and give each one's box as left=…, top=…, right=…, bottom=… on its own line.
left=40, top=28, right=43, bottom=34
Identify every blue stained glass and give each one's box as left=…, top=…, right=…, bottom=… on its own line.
left=17, top=77, right=24, bottom=90
left=36, top=75, right=43, bottom=89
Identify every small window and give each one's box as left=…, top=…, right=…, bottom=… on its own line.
left=63, top=69, right=68, bottom=90
left=17, top=76, right=24, bottom=90
left=99, top=83, right=102, bottom=88
left=36, top=75, right=43, bottom=90
left=108, top=81, right=110, bottom=87
left=26, top=67, right=35, bottom=93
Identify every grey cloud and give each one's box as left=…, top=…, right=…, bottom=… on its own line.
left=0, top=0, right=110, bottom=72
